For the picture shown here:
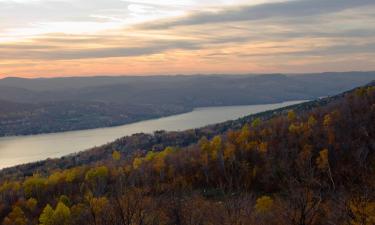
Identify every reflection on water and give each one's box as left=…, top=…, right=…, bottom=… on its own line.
left=0, top=100, right=305, bottom=169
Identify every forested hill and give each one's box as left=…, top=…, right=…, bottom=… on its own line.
left=0, top=82, right=374, bottom=225
left=0, top=71, right=375, bottom=136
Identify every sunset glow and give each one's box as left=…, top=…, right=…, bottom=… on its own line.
left=1, top=0, right=375, bottom=77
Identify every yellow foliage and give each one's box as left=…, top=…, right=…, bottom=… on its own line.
left=65, top=168, right=80, bottom=183
left=237, top=124, right=250, bottom=140
left=85, top=166, right=109, bottom=182
left=288, top=110, right=297, bottom=121
left=157, top=147, right=174, bottom=160
left=316, top=149, right=329, bottom=170
left=23, top=175, right=46, bottom=198
left=3, top=206, right=28, bottom=225
left=223, top=143, right=236, bottom=161
left=0, top=181, right=21, bottom=193
left=308, top=115, right=317, bottom=128
left=237, top=125, right=250, bottom=146
left=210, top=136, right=222, bottom=160
left=289, top=123, right=301, bottom=133
left=112, top=150, right=121, bottom=161
left=299, top=145, right=312, bottom=163
left=133, top=157, right=144, bottom=169
left=199, top=137, right=210, bottom=153
left=52, top=202, right=71, bottom=225
left=163, top=146, right=175, bottom=155
left=132, top=147, right=176, bottom=172
left=349, top=200, right=375, bottom=225
left=255, top=196, right=274, bottom=214
left=367, top=86, right=375, bottom=95
left=145, top=151, right=158, bottom=161
left=47, top=171, right=64, bottom=186
left=252, top=118, right=261, bottom=128
left=153, top=155, right=166, bottom=172
left=323, top=114, right=332, bottom=127
left=39, top=202, right=71, bottom=225
left=39, top=204, right=54, bottom=225
left=59, top=195, right=71, bottom=207
left=259, top=142, right=268, bottom=153
left=90, top=197, right=109, bottom=216
left=26, top=198, right=38, bottom=211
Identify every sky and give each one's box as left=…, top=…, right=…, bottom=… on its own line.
left=0, top=0, right=375, bottom=78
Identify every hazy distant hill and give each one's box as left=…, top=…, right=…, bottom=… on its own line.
left=1, top=72, right=375, bottom=105
left=0, top=72, right=374, bottom=136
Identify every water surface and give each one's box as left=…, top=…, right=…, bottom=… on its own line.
left=0, top=100, right=305, bottom=169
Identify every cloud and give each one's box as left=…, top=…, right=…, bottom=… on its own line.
left=235, top=42, right=375, bottom=59
left=140, top=0, right=375, bottom=29
left=122, top=0, right=193, bottom=7
left=1, top=0, right=375, bottom=76
left=0, top=39, right=201, bottom=60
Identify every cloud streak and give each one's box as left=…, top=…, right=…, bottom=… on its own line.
left=140, top=0, right=375, bottom=29
left=0, top=40, right=201, bottom=60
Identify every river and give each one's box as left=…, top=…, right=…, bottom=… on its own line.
left=0, top=100, right=305, bottom=169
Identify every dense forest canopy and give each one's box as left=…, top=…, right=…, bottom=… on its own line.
left=0, top=82, right=374, bottom=224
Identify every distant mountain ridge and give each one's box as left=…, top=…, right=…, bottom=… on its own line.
left=0, top=71, right=374, bottom=136
left=1, top=71, right=373, bottom=89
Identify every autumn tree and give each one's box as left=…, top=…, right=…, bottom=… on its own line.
left=255, top=196, right=274, bottom=214
left=87, top=195, right=109, bottom=225
left=85, top=166, right=109, bottom=195
left=3, top=206, right=28, bottom=225
left=23, top=175, right=46, bottom=200
left=39, top=202, right=71, bottom=225
left=39, top=204, right=54, bottom=225
left=254, top=195, right=276, bottom=225
left=53, top=202, right=71, bottom=225
left=348, top=195, right=375, bottom=225
left=316, top=149, right=335, bottom=190
left=112, top=150, right=121, bottom=161
left=288, top=110, right=297, bottom=122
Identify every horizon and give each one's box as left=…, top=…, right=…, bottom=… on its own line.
left=1, top=0, right=375, bottom=78
left=1, top=70, right=375, bottom=80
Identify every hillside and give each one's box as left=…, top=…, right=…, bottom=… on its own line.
left=0, top=72, right=374, bottom=136
left=0, top=100, right=188, bottom=136
left=0, top=83, right=374, bottom=225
